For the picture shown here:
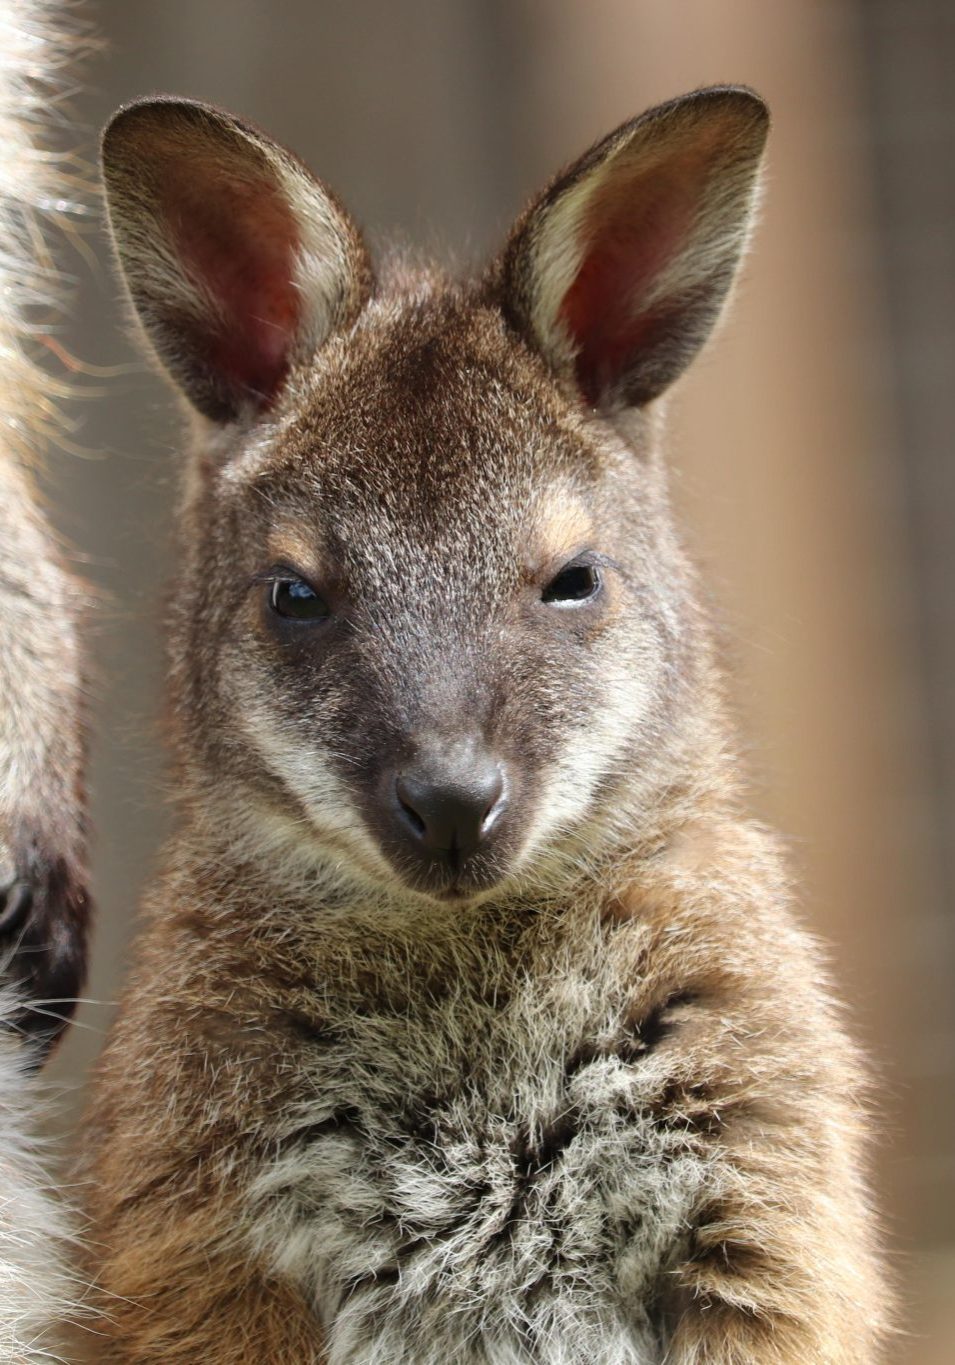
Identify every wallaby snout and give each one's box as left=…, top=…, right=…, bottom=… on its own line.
left=97, top=88, right=776, bottom=909
left=389, top=748, right=508, bottom=893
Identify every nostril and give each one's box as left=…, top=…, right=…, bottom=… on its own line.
left=479, top=769, right=507, bottom=836
left=395, top=778, right=427, bottom=839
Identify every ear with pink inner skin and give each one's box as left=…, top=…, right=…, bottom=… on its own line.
left=101, top=97, right=373, bottom=423
left=496, top=86, right=769, bottom=411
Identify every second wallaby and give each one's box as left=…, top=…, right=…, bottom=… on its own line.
left=0, top=0, right=92, bottom=1355
left=83, top=88, right=890, bottom=1362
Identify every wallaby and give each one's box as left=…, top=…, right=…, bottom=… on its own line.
left=0, top=12, right=90, bottom=1049
left=0, top=0, right=92, bottom=1356
left=84, top=88, right=891, bottom=1363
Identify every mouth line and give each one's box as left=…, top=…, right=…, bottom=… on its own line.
left=430, top=881, right=480, bottom=904
left=405, top=871, right=487, bottom=901
left=390, top=859, right=506, bottom=905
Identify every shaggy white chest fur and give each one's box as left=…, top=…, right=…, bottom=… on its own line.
left=247, top=925, right=716, bottom=1365
left=0, top=995, right=78, bottom=1362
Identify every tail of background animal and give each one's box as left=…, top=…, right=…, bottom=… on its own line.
left=0, top=0, right=92, bottom=1356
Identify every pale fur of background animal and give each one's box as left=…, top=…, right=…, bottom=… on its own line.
left=0, top=0, right=90, bottom=1357
left=0, top=991, right=83, bottom=1362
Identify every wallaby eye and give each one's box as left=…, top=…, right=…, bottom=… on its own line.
left=269, top=576, right=330, bottom=622
left=542, top=562, right=602, bottom=606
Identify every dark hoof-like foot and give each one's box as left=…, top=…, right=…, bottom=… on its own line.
left=0, top=841, right=90, bottom=1063
left=0, top=878, right=33, bottom=934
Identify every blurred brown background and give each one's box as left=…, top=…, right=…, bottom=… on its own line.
left=43, top=2, right=954, bottom=1359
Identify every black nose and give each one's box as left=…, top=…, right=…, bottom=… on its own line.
left=394, top=761, right=506, bottom=865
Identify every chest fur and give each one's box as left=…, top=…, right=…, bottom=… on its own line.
left=244, top=927, right=716, bottom=1365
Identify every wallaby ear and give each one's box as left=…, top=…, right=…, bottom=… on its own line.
left=495, top=86, right=768, bottom=410
left=101, top=97, right=373, bottom=423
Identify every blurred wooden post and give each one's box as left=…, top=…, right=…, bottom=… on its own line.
left=857, top=3, right=955, bottom=1355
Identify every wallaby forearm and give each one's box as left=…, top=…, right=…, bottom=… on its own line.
left=659, top=1065, right=887, bottom=1363
left=83, top=1236, right=324, bottom=1364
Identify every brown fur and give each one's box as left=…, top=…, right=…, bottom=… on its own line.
left=84, top=816, right=888, bottom=1362
left=82, top=88, right=891, bottom=1362
left=88, top=1208, right=323, bottom=1363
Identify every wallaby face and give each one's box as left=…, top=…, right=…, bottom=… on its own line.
left=166, top=306, right=695, bottom=903
left=103, top=92, right=761, bottom=903
left=86, top=88, right=891, bottom=1365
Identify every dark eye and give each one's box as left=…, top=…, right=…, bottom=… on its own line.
left=269, top=577, right=331, bottom=622
left=541, top=562, right=602, bottom=606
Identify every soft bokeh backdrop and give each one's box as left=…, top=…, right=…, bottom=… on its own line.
left=42, top=3, right=954, bottom=1358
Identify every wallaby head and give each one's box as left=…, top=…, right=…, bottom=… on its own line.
left=101, top=88, right=767, bottom=905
